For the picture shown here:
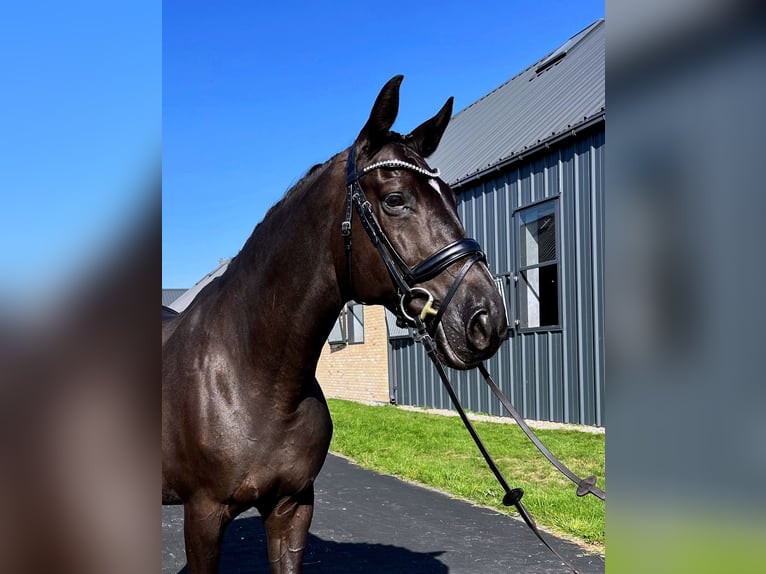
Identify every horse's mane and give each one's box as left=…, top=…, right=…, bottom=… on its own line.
left=259, top=154, right=338, bottom=222
left=293, top=161, right=330, bottom=191
left=220, top=134, right=415, bottom=281
left=219, top=154, right=341, bottom=280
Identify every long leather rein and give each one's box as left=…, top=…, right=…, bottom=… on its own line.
left=342, top=147, right=604, bottom=573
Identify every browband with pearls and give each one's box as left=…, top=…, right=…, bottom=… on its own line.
left=347, top=159, right=440, bottom=185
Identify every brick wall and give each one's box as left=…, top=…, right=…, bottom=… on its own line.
left=316, top=305, right=390, bottom=404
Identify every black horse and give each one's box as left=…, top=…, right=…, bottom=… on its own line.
left=162, top=75, right=508, bottom=573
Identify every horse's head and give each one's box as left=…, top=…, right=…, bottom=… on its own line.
left=341, top=75, right=508, bottom=369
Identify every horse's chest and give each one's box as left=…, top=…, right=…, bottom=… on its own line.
left=231, top=398, right=333, bottom=502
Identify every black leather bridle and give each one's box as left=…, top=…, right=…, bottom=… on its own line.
left=343, top=145, right=485, bottom=329
left=342, top=145, right=604, bottom=574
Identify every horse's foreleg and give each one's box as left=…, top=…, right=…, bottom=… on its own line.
left=261, top=487, right=314, bottom=574
left=183, top=498, right=229, bottom=574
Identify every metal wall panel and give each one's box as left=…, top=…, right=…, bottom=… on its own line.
left=389, top=130, right=605, bottom=426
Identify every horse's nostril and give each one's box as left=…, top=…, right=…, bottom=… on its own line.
left=467, top=310, right=493, bottom=352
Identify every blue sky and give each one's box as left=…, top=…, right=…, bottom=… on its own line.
left=163, top=0, right=604, bottom=288
left=0, top=2, right=604, bottom=297
left=0, top=2, right=159, bottom=304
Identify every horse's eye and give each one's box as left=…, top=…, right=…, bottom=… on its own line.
left=384, top=193, right=405, bottom=208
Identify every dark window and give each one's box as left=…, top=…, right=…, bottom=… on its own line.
left=517, top=200, right=560, bottom=329
left=346, top=302, right=364, bottom=344
left=328, top=302, right=365, bottom=347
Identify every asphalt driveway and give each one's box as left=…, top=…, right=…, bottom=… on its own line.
left=162, top=454, right=604, bottom=573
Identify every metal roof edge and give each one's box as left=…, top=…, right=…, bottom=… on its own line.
left=451, top=111, right=605, bottom=190
left=533, top=18, right=604, bottom=73
left=452, top=19, right=605, bottom=120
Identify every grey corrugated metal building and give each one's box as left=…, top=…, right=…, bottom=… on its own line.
left=166, top=259, right=230, bottom=312
left=388, top=20, right=605, bottom=426
left=162, top=288, right=187, bottom=307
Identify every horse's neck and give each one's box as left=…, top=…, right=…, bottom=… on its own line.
left=211, top=161, right=345, bottom=380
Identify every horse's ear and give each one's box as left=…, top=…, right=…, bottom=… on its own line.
left=407, top=96, right=454, bottom=158
left=356, top=75, right=403, bottom=154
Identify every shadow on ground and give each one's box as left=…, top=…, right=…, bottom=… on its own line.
left=175, top=515, right=447, bottom=574
left=164, top=455, right=604, bottom=573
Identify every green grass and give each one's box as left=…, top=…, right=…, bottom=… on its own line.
left=327, top=399, right=605, bottom=549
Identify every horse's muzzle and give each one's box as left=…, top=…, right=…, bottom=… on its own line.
left=434, top=283, right=508, bottom=370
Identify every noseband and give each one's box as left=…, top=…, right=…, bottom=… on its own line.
left=343, top=146, right=485, bottom=329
